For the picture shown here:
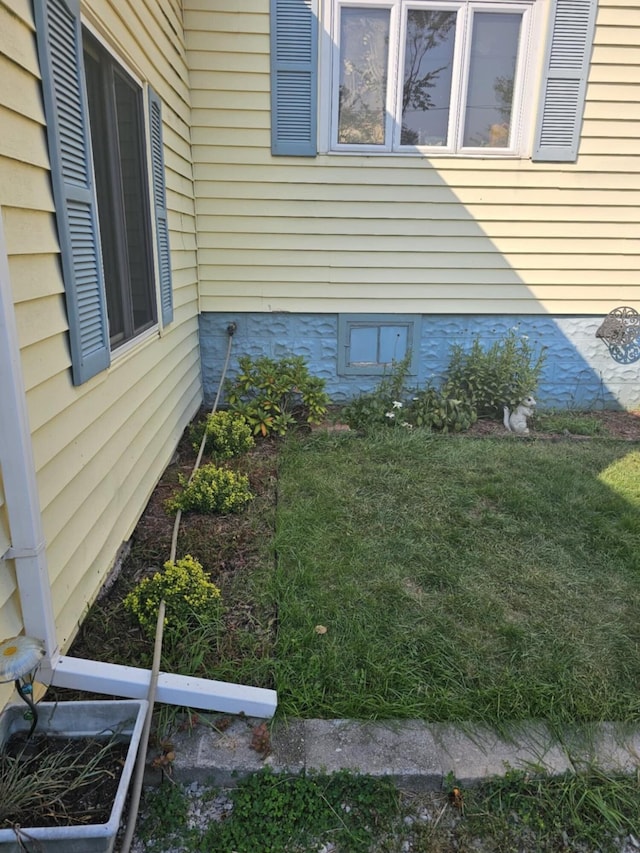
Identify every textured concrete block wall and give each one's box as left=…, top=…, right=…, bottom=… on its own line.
left=199, top=312, right=639, bottom=410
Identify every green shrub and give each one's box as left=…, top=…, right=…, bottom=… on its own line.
left=406, top=385, right=478, bottom=433
left=166, top=464, right=253, bottom=514
left=225, top=355, right=330, bottom=436
left=124, top=555, right=222, bottom=637
left=446, top=329, right=545, bottom=418
left=341, top=357, right=412, bottom=431
left=189, top=410, right=255, bottom=458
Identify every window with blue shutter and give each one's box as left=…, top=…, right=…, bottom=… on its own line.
left=273, top=0, right=597, bottom=161
left=33, top=0, right=110, bottom=385
left=34, top=0, right=173, bottom=385
left=270, top=0, right=318, bottom=156
left=533, top=0, right=598, bottom=162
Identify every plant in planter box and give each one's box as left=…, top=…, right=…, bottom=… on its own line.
left=0, top=634, right=147, bottom=853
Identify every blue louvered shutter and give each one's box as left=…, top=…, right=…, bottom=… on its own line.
left=148, top=88, right=173, bottom=327
left=270, top=0, right=318, bottom=156
left=33, top=0, right=110, bottom=384
left=533, top=0, right=598, bottom=162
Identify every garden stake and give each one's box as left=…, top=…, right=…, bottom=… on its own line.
left=120, top=599, right=166, bottom=853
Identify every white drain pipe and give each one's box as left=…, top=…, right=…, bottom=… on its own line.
left=0, top=209, right=58, bottom=658
left=0, top=208, right=276, bottom=718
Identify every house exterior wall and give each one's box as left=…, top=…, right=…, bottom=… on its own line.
left=186, top=0, right=640, bottom=410
left=0, top=0, right=202, bottom=655
left=200, top=312, right=637, bottom=409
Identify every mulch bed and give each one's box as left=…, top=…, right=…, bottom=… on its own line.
left=466, top=410, right=640, bottom=440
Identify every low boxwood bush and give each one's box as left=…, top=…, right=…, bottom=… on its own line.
left=189, top=410, right=255, bottom=458
left=166, top=464, right=253, bottom=515
left=124, top=554, right=222, bottom=637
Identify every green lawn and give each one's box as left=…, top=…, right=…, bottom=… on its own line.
left=270, top=430, right=640, bottom=725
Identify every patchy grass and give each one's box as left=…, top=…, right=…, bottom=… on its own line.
left=57, top=420, right=640, bottom=733
left=534, top=410, right=607, bottom=436
left=135, top=767, right=640, bottom=853
left=271, top=430, right=640, bottom=725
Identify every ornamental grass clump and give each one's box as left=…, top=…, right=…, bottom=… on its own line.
left=189, top=410, right=254, bottom=459
left=124, top=555, right=222, bottom=638
left=166, top=464, right=253, bottom=515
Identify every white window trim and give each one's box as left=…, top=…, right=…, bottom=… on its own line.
left=319, top=0, right=543, bottom=158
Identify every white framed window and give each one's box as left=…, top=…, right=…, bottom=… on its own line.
left=34, top=0, right=173, bottom=385
left=324, top=0, right=537, bottom=156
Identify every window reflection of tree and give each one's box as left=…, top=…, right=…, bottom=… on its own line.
left=338, top=11, right=390, bottom=144
left=401, top=11, right=456, bottom=144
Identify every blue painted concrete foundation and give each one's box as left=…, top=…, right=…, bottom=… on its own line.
left=199, top=312, right=640, bottom=411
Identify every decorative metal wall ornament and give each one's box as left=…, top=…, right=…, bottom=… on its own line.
left=595, top=306, right=640, bottom=363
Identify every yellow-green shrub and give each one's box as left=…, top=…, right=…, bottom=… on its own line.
left=124, top=555, right=222, bottom=637
left=166, top=464, right=254, bottom=515
left=189, top=411, right=255, bottom=459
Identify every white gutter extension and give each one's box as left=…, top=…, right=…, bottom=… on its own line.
left=0, top=209, right=276, bottom=718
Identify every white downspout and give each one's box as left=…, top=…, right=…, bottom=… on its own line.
left=0, top=208, right=58, bottom=658
left=0, top=208, right=276, bottom=717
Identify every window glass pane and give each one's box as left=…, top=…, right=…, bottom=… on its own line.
left=401, top=10, right=457, bottom=146
left=349, top=326, right=379, bottom=363
left=338, top=7, right=390, bottom=145
left=84, top=46, right=125, bottom=344
left=114, top=72, right=155, bottom=333
left=379, top=325, right=408, bottom=363
left=463, top=12, right=522, bottom=148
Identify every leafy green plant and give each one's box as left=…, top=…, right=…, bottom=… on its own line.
left=446, top=328, right=546, bottom=418
left=124, top=554, right=222, bottom=638
left=201, top=767, right=400, bottom=853
left=341, top=357, right=413, bottom=431
left=225, top=355, right=330, bottom=436
left=342, top=357, right=478, bottom=433
left=137, top=783, right=190, bottom=850
left=165, top=464, right=253, bottom=515
left=188, top=410, right=255, bottom=458
left=407, top=384, right=478, bottom=433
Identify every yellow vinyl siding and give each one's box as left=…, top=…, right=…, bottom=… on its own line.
left=186, top=0, right=640, bottom=317
left=0, top=0, right=201, bottom=657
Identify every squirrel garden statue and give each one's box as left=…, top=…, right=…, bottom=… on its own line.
left=503, top=395, right=536, bottom=435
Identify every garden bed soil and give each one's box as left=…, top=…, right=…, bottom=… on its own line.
left=466, top=409, right=640, bottom=440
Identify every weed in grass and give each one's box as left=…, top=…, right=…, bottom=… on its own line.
left=459, top=768, right=640, bottom=853
left=201, top=768, right=401, bottom=853
left=134, top=768, right=640, bottom=852
left=137, top=783, right=193, bottom=851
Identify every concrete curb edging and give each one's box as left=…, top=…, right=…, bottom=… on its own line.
left=145, top=716, right=640, bottom=791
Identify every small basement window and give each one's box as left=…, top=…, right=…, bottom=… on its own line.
left=338, top=315, right=420, bottom=375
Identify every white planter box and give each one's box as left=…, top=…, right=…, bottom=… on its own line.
left=0, top=699, right=148, bottom=853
